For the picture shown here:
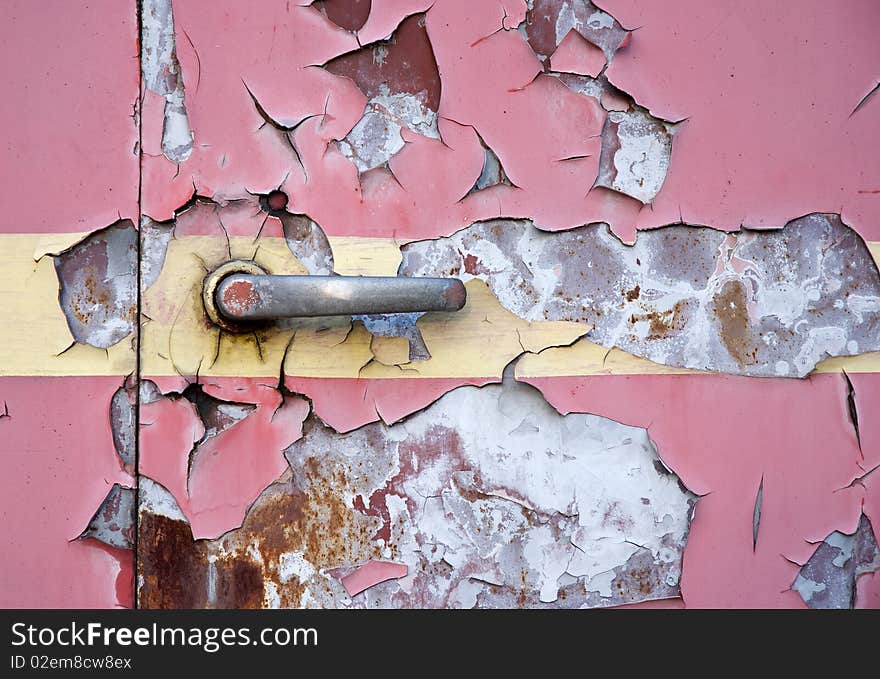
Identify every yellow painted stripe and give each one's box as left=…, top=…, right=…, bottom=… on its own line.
left=330, top=236, right=408, bottom=276
left=2, top=233, right=879, bottom=378
left=140, top=234, right=588, bottom=378
left=513, top=341, right=880, bottom=378
left=0, top=234, right=134, bottom=376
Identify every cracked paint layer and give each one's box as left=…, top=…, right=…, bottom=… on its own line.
left=139, top=376, right=309, bottom=539
left=326, top=13, right=441, bottom=173
left=52, top=221, right=138, bottom=349
left=0, top=377, right=134, bottom=607
left=141, top=0, right=194, bottom=162
left=139, top=370, right=695, bottom=608
left=517, top=367, right=879, bottom=607
left=792, top=513, right=880, bottom=609
left=401, top=214, right=880, bottom=376
left=525, top=0, right=629, bottom=63
left=139, top=377, right=308, bottom=538
left=140, top=195, right=588, bottom=433
left=139, top=0, right=675, bottom=241
left=128, top=0, right=880, bottom=612
left=599, top=0, right=880, bottom=240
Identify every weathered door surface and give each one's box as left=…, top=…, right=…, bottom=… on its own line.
left=2, top=0, right=880, bottom=609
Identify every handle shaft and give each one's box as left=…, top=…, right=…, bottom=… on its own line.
left=215, top=274, right=467, bottom=321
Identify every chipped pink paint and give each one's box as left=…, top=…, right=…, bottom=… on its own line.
left=132, top=0, right=880, bottom=609
left=1, top=0, right=869, bottom=610
left=599, top=0, right=880, bottom=239
left=340, top=560, right=408, bottom=597
left=0, top=0, right=139, bottom=233
left=549, top=30, right=606, bottom=77
left=141, top=0, right=652, bottom=240
left=140, top=377, right=309, bottom=539
left=522, top=371, right=879, bottom=608
left=849, top=371, right=880, bottom=609
left=285, top=376, right=496, bottom=432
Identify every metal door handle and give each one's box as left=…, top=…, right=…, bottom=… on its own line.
left=204, top=260, right=466, bottom=331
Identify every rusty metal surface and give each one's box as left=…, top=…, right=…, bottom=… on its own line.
left=400, top=214, right=880, bottom=377
left=7, top=0, right=880, bottom=611
left=138, top=374, right=696, bottom=608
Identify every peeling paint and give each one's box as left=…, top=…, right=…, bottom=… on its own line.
left=355, top=313, right=430, bottom=361
left=752, top=476, right=763, bottom=552
left=0, top=0, right=873, bottom=614
left=52, top=220, right=138, bottom=349
left=525, top=0, right=629, bottom=62
left=600, top=0, right=880, bottom=238
left=139, top=376, right=310, bottom=539
left=401, top=214, right=880, bottom=376
left=314, top=0, right=372, bottom=34
left=139, top=368, right=695, bottom=608
left=141, top=0, right=193, bottom=162
left=110, top=375, right=138, bottom=471
left=596, top=106, right=673, bottom=204
left=140, top=217, right=175, bottom=292
left=466, top=130, right=517, bottom=195
left=793, top=514, right=880, bottom=609
left=279, top=211, right=335, bottom=276
left=339, top=560, right=408, bottom=596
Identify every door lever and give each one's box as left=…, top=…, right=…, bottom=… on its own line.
left=203, top=260, right=466, bottom=332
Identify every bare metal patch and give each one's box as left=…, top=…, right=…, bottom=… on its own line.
left=140, top=216, right=175, bottom=292
left=325, top=13, right=441, bottom=173
left=399, top=214, right=880, bottom=377
left=280, top=213, right=335, bottom=276
left=354, top=312, right=430, bottom=361
left=596, top=107, right=674, bottom=204
left=465, top=130, right=518, bottom=196
left=141, top=0, right=194, bottom=162
left=110, top=376, right=138, bottom=471
left=138, top=374, right=696, bottom=608
left=793, top=514, right=880, bottom=609
left=53, top=220, right=137, bottom=349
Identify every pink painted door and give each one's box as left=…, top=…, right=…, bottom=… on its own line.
left=2, top=0, right=879, bottom=609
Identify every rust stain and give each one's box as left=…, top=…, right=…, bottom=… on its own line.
left=140, top=446, right=384, bottom=608
left=624, top=284, right=640, bottom=302
left=629, top=300, right=688, bottom=340
left=213, top=555, right=265, bottom=609
left=221, top=279, right=262, bottom=317
left=137, top=513, right=208, bottom=609
left=324, top=13, right=441, bottom=112
left=712, top=279, right=757, bottom=367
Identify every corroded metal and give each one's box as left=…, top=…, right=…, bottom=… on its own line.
left=202, top=259, right=269, bottom=333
